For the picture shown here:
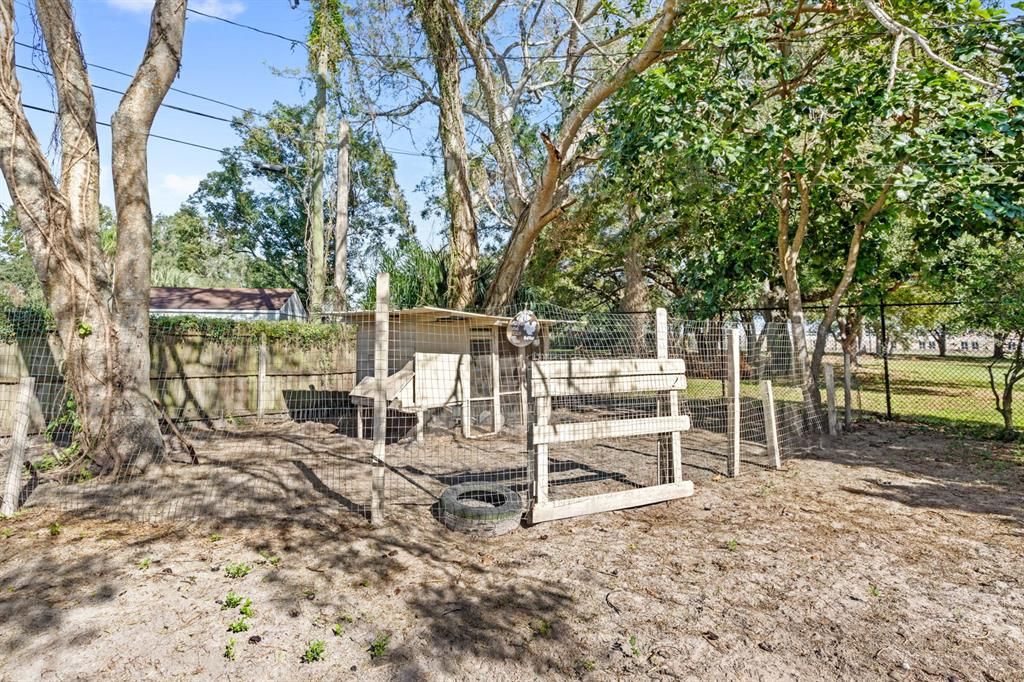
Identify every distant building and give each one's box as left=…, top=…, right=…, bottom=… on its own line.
left=149, top=287, right=306, bottom=321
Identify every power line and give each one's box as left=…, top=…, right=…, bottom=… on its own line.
left=187, top=7, right=310, bottom=50
left=14, top=39, right=256, bottom=116
left=16, top=64, right=236, bottom=124
left=22, top=103, right=227, bottom=153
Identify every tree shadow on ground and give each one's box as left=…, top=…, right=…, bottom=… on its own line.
left=802, top=422, right=1024, bottom=525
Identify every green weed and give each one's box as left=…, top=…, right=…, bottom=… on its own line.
left=222, top=591, right=243, bottom=609
left=332, top=622, right=344, bottom=637
left=224, top=638, right=236, bottom=661
left=369, top=632, right=390, bottom=658
left=629, top=634, right=641, bottom=658
left=725, top=539, right=739, bottom=552
left=48, top=522, right=62, bottom=536
left=224, top=562, right=252, bottom=579
left=137, top=557, right=151, bottom=570
left=302, top=639, right=326, bottom=663
left=227, top=617, right=250, bottom=633
left=209, top=533, right=222, bottom=543
left=869, top=584, right=881, bottom=598
left=239, top=599, right=255, bottom=618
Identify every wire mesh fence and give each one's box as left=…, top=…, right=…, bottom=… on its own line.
left=0, top=299, right=814, bottom=525
left=795, top=301, right=1024, bottom=435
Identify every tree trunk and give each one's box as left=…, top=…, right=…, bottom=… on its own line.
left=619, top=227, right=649, bottom=355
left=993, top=332, right=1006, bottom=360
left=334, top=118, right=350, bottom=309
left=416, top=0, right=478, bottom=309
left=0, top=0, right=185, bottom=474
left=306, top=41, right=329, bottom=319
left=931, top=325, right=947, bottom=357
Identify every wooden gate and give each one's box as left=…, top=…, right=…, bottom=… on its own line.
left=526, top=357, right=694, bottom=523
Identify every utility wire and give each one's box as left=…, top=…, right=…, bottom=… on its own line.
left=22, top=103, right=228, bottom=153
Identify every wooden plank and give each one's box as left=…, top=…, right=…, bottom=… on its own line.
left=459, top=353, right=472, bottom=439
left=530, top=373, right=687, bottom=398
left=411, top=352, right=461, bottom=408
left=825, top=363, right=838, bottom=436
left=760, top=379, right=781, bottom=470
left=528, top=481, right=694, bottom=523
left=531, top=396, right=552, bottom=504
left=371, top=273, right=389, bottom=526
left=843, top=352, right=853, bottom=429
left=531, top=358, right=686, bottom=380
left=726, top=329, right=741, bottom=477
left=490, top=327, right=503, bottom=433
left=656, top=308, right=682, bottom=485
left=532, top=415, right=691, bottom=446
left=2, top=377, right=35, bottom=517
left=415, top=410, right=424, bottom=443
left=518, top=347, right=528, bottom=426
left=256, top=334, right=268, bottom=422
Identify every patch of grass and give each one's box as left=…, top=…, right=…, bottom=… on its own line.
left=224, top=638, right=236, bottom=661
left=869, top=584, right=881, bottom=598
left=137, top=557, right=151, bottom=570
left=227, top=616, right=250, bottom=633
left=302, top=639, right=326, bottom=663
left=1, top=528, right=12, bottom=539
left=258, top=550, right=281, bottom=567
left=577, top=658, right=597, bottom=672
left=224, top=562, right=252, bottom=579
left=725, top=539, right=739, bottom=552
left=331, top=622, right=344, bottom=637
left=209, top=533, right=222, bottom=543
left=531, top=619, right=552, bottom=637
left=222, top=591, right=244, bottom=609
left=239, top=599, right=255, bottom=618
left=369, top=632, right=390, bottom=659
left=48, top=522, right=62, bottom=536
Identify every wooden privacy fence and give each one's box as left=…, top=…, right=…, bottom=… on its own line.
left=0, top=333, right=357, bottom=436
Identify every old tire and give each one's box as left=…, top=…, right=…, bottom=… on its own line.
left=439, top=482, right=523, bottom=536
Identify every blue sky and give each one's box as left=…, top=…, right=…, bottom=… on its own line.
left=3, top=0, right=444, bottom=244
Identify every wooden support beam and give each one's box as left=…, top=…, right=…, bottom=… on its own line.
left=2, top=377, right=35, bottom=517
left=518, top=347, right=528, bottom=426
left=825, top=363, right=838, bottom=436
left=530, top=373, right=686, bottom=398
left=656, top=308, right=683, bottom=485
left=760, top=379, right=781, bottom=470
left=256, top=333, right=268, bottom=423
left=356, top=405, right=364, bottom=439
left=459, top=353, right=472, bottom=439
left=370, top=272, right=389, bottom=526
left=415, top=410, right=425, bottom=443
left=532, top=415, right=691, bottom=446
left=528, top=481, right=694, bottom=523
left=529, top=389, right=551, bottom=505
left=490, top=327, right=503, bottom=433
left=843, top=352, right=853, bottom=429
left=531, top=358, right=686, bottom=379
left=726, top=328, right=741, bottom=477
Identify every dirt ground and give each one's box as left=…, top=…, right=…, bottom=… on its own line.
left=1, top=421, right=1022, bottom=681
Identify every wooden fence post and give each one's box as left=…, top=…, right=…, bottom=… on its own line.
left=726, top=328, right=741, bottom=477
left=459, top=353, right=472, bottom=439
left=256, top=333, right=268, bottom=423
left=843, top=352, right=853, bottom=429
left=2, top=377, right=35, bottom=517
left=518, top=347, right=528, bottom=426
left=370, top=273, right=390, bottom=526
left=760, top=379, right=781, bottom=470
left=824, top=363, right=838, bottom=436
left=656, top=308, right=683, bottom=484
left=490, top=327, right=503, bottom=434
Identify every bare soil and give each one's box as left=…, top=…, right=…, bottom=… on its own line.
left=1, top=421, right=1022, bottom=681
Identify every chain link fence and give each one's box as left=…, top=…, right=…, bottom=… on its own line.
left=724, top=301, right=1024, bottom=436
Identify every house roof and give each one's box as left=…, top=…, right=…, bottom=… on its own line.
left=330, top=306, right=567, bottom=326
left=150, top=287, right=298, bottom=312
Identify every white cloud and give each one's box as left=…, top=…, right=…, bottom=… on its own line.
left=190, top=0, right=246, bottom=20
left=105, top=0, right=245, bottom=19
left=161, top=173, right=203, bottom=200
left=105, top=0, right=154, bottom=11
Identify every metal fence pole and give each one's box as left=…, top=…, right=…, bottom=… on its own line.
left=879, top=297, right=893, bottom=420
